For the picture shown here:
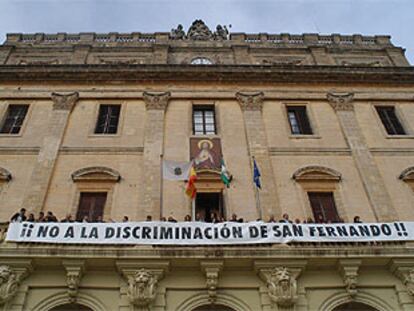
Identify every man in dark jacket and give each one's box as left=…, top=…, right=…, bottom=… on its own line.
left=10, top=208, right=27, bottom=222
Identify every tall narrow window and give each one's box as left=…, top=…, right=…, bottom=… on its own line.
left=375, top=106, right=406, bottom=135
left=76, top=192, right=107, bottom=221
left=0, top=105, right=29, bottom=134
left=286, top=106, right=312, bottom=135
left=193, top=106, right=216, bottom=135
left=94, top=104, right=121, bottom=134
left=308, top=192, right=340, bottom=223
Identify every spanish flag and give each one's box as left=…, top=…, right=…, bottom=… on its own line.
left=185, top=166, right=197, bottom=199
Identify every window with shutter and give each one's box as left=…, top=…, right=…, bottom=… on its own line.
left=308, top=192, right=340, bottom=223
left=76, top=192, right=107, bottom=221
left=375, top=106, right=406, bottom=135
left=0, top=105, right=29, bottom=134
left=286, top=106, right=313, bottom=135
left=94, top=104, right=121, bottom=134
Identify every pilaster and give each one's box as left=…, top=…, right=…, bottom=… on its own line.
left=386, top=47, right=411, bottom=67
left=142, top=91, right=170, bottom=218
left=327, top=92, right=398, bottom=221
left=236, top=92, right=280, bottom=220
left=153, top=44, right=169, bottom=64
left=22, top=92, right=79, bottom=213
left=232, top=45, right=251, bottom=64
left=309, top=47, right=336, bottom=65
left=72, top=45, right=91, bottom=64
left=0, top=46, right=13, bottom=65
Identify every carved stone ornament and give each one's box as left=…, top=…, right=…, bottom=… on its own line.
left=51, top=92, right=79, bottom=111
left=127, top=268, right=158, bottom=307
left=143, top=91, right=171, bottom=111
left=236, top=92, right=265, bottom=111
left=266, top=267, right=298, bottom=307
left=63, top=260, right=85, bottom=303
left=187, top=20, right=213, bottom=41
left=338, top=260, right=360, bottom=297
left=0, top=265, right=19, bottom=305
left=394, top=268, right=414, bottom=296
left=326, top=92, right=355, bottom=111
left=66, top=272, right=82, bottom=302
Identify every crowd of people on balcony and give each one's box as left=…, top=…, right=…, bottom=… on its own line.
left=10, top=208, right=364, bottom=224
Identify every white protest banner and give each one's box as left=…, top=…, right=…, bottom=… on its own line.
left=6, top=221, right=413, bottom=245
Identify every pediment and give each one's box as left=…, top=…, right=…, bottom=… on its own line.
left=292, top=165, right=341, bottom=181
left=71, top=166, right=121, bottom=182
left=0, top=167, right=12, bottom=182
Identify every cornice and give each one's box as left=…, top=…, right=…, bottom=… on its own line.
left=0, top=64, right=413, bottom=84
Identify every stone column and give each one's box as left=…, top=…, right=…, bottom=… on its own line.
left=236, top=92, right=280, bottom=219
left=22, top=92, right=79, bottom=213
left=327, top=92, right=397, bottom=221
left=142, top=92, right=170, bottom=218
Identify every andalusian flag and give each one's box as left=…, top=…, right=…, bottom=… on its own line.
left=185, top=166, right=197, bottom=198
left=221, top=159, right=233, bottom=188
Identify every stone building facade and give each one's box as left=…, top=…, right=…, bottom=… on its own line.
left=0, top=20, right=413, bottom=311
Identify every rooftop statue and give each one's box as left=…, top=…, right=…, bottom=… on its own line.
left=170, top=24, right=186, bottom=40
left=214, top=25, right=229, bottom=40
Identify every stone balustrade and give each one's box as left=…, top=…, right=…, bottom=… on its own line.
left=4, top=32, right=391, bottom=47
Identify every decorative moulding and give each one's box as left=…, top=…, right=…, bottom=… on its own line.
left=71, top=166, right=121, bottom=182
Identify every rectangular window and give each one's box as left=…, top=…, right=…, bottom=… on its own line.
left=308, top=192, right=340, bottom=223
left=286, top=106, right=313, bottom=135
left=94, top=104, right=121, bottom=134
left=375, top=106, right=406, bottom=135
left=0, top=105, right=29, bottom=134
left=76, top=192, right=107, bottom=222
left=193, top=106, right=216, bottom=135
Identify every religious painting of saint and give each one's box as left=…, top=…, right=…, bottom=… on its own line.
left=190, top=138, right=222, bottom=171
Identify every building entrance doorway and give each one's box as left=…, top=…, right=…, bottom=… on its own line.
left=49, top=303, right=93, bottom=311
left=333, top=302, right=379, bottom=311
left=192, top=304, right=236, bottom=311
left=195, top=192, right=224, bottom=222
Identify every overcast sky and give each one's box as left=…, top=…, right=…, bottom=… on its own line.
left=0, top=0, right=412, bottom=64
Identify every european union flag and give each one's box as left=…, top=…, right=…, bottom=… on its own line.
left=253, top=158, right=261, bottom=189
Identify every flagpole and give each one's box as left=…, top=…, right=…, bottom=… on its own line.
left=255, top=185, right=262, bottom=220
left=160, top=154, right=164, bottom=220
left=252, top=156, right=262, bottom=220
left=192, top=195, right=196, bottom=221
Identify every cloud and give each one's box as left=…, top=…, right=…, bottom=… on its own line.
left=0, top=0, right=412, bottom=63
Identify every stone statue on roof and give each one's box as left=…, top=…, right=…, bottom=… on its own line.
left=214, top=25, right=229, bottom=40
left=170, top=24, right=186, bottom=40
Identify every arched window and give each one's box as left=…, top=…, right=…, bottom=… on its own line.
left=49, top=303, right=93, bottom=311
left=191, top=57, right=213, bottom=65
left=333, top=302, right=379, bottom=311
